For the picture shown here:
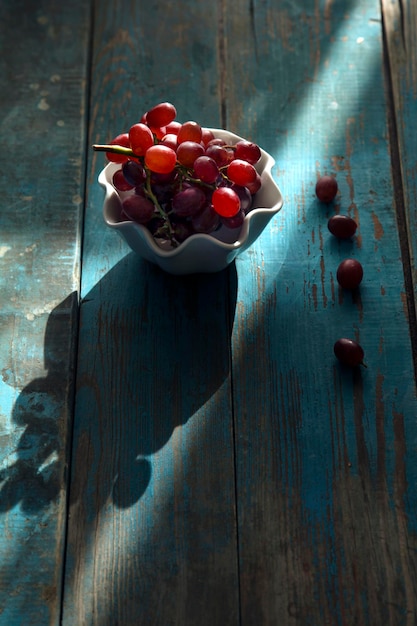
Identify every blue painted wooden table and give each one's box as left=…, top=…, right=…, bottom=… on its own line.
left=1, top=0, right=417, bottom=624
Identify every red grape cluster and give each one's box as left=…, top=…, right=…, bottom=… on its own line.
left=316, top=175, right=365, bottom=367
left=94, top=102, right=263, bottom=246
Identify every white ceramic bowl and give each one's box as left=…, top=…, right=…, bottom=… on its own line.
left=100, top=128, right=283, bottom=275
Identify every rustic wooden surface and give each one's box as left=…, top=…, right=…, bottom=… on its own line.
left=1, top=0, right=417, bottom=624
left=0, top=1, right=89, bottom=624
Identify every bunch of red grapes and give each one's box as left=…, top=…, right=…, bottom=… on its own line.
left=94, top=102, right=263, bottom=246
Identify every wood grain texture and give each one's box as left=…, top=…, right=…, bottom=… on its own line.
left=62, top=2, right=239, bottom=624
left=381, top=0, right=417, bottom=362
left=224, top=0, right=417, bottom=623
left=0, top=1, right=90, bottom=624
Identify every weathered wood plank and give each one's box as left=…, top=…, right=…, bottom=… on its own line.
left=62, top=2, right=239, bottom=624
left=381, top=0, right=417, bottom=360
left=224, top=0, right=417, bottom=623
left=0, top=0, right=90, bottom=624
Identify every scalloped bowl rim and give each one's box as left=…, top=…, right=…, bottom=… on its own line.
left=100, top=128, right=283, bottom=258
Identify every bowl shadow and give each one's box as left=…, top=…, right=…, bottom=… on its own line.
left=0, top=253, right=237, bottom=514
left=71, top=252, right=238, bottom=509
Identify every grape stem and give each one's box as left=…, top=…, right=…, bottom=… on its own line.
left=93, top=144, right=138, bottom=158
left=143, top=170, right=177, bottom=244
left=181, top=172, right=214, bottom=190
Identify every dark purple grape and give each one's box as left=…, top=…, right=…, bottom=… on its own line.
left=234, top=140, right=261, bottom=165
left=176, top=141, right=204, bottom=168
left=336, top=258, right=363, bottom=289
left=193, top=156, right=219, bottom=184
left=316, top=175, right=338, bottom=203
left=206, top=138, right=226, bottom=147
left=328, top=214, right=357, bottom=239
left=191, top=205, right=220, bottom=233
left=122, top=160, right=146, bottom=186
left=334, top=338, right=365, bottom=367
left=231, top=184, right=252, bottom=213
left=205, top=144, right=230, bottom=168
left=172, top=186, right=206, bottom=217
left=152, top=182, right=175, bottom=205
left=172, top=220, right=193, bottom=242
left=246, top=172, right=262, bottom=195
left=112, top=169, right=134, bottom=192
left=122, top=195, right=155, bottom=224
left=146, top=216, right=166, bottom=236
left=221, top=209, right=245, bottom=229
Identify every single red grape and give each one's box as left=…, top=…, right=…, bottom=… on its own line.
left=206, top=138, right=226, bottom=147
left=176, top=141, right=204, bottom=168
left=191, top=205, right=220, bottom=233
left=160, top=133, right=178, bottom=150
left=129, top=123, right=154, bottom=156
left=205, top=144, right=230, bottom=167
left=172, top=186, right=206, bottom=217
left=336, top=258, right=363, bottom=289
left=122, top=160, right=146, bottom=186
left=245, top=172, right=262, bottom=194
left=227, top=159, right=257, bottom=186
left=334, top=338, right=365, bottom=367
left=234, top=140, right=261, bottom=164
left=212, top=187, right=241, bottom=217
left=231, top=184, right=252, bottom=213
left=177, top=121, right=203, bottom=144
left=221, top=209, right=245, bottom=229
left=165, top=120, right=181, bottom=135
left=201, top=128, right=215, bottom=145
left=112, top=169, right=134, bottom=191
left=145, top=102, right=177, bottom=128
left=193, top=155, right=219, bottom=183
left=145, top=145, right=177, bottom=174
left=328, top=214, right=357, bottom=239
left=122, top=195, right=155, bottom=224
left=316, top=175, right=338, bottom=203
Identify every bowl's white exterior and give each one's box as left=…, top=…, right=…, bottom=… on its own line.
left=100, top=129, right=283, bottom=274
